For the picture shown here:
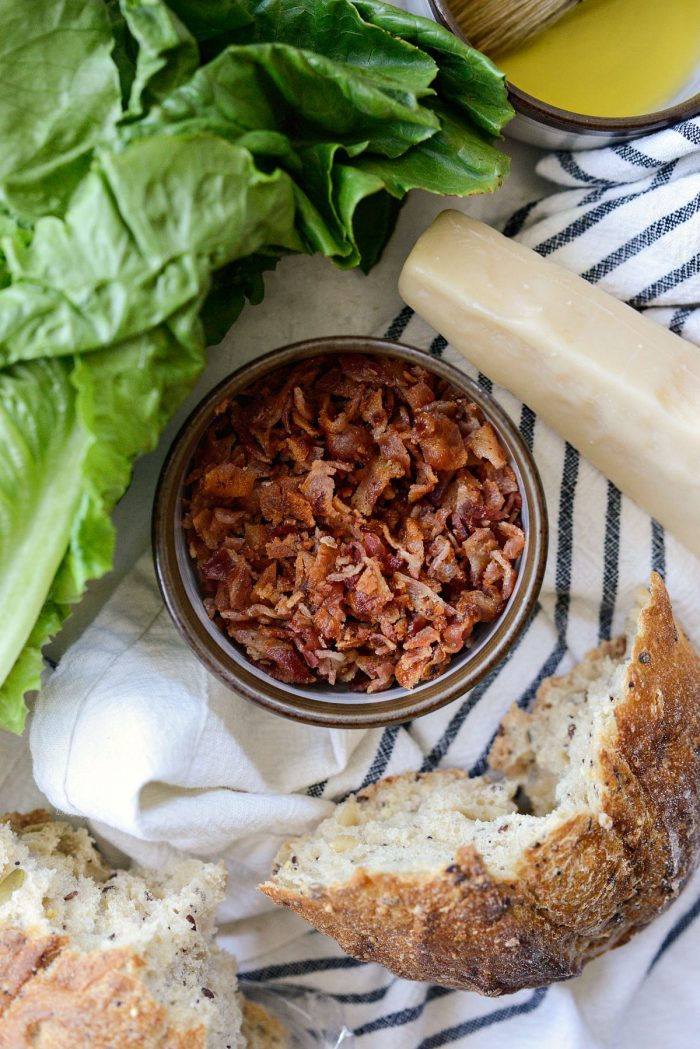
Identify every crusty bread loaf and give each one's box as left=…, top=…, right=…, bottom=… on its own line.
left=0, top=812, right=245, bottom=1048
left=261, top=573, right=700, bottom=994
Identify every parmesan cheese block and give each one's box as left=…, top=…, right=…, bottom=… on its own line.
left=399, top=210, right=700, bottom=559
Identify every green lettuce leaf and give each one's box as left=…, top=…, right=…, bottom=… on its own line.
left=200, top=252, right=282, bottom=345
left=169, top=0, right=439, bottom=93
left=0, top=323, right=205, bottom=734
left=117, top=0, right=199, bottom=114
left=354, top=101, right=511, bottom=197
left=351, top=0, right=514, bottom=136
left=0, top=134, right=299, bottom=366
left=0, top=604, right=64, bottom=735
left=165, top=0, right=253, bottom=42
left=0, top=0, right=122, bottom=219
left=132, top=42, right=441, bottom=158
left=0, top=360, right=89, bottom=732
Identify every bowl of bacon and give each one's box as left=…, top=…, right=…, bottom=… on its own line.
left=152, top=337, right=547, bottom=727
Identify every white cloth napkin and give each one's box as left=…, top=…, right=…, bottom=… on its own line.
left=30, top=551, right=423, bottom=922
left=30, top=119, right=700, bottom=1047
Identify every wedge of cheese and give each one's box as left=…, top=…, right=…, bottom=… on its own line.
left=399, top=210, right=700, bottom=560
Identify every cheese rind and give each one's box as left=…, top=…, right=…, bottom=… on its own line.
left=399, top=211, right=700, bottom=559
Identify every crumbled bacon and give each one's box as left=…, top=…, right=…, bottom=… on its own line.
left=326, top=424, right=373, bottom=462
left=415, top=409, right=468, bottom=471
left=201, top=463, right=255, bottom=500
left=352, top=454, right=405, bottom=516
left=184, top=354, right=524, bottom=691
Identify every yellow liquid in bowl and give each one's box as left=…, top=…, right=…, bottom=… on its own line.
left=496, top=0, right=700, bottom=118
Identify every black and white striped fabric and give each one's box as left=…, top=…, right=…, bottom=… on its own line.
left=236, top=121, right=700, bottom=1047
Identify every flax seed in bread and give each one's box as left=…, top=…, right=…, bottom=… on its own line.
left=0, top=811, right=244, bottom=1048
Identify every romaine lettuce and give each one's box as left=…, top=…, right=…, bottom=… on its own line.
left=0, top=0, right=121, bottom=219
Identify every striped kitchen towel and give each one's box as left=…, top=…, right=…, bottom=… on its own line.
left=28, top=120, right=700, bottom=1048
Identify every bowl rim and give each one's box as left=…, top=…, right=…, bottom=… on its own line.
left=428, top=0, right=700, bottom=135
left=152, top=336, right=548, bottom=729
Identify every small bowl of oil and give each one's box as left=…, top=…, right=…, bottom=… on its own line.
left=408, top=0, right=700, bottom=149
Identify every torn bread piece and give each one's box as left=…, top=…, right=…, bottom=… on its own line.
left=0, top=812, right=246, bottom=1048
left=261, top=574, right=700, bottom=994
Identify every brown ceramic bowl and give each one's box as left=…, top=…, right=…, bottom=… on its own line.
left=152, top=337, right=548, bottom=728
left=428, top=0, right=700, bottom=149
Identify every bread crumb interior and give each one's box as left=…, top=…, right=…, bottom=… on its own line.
left=0, top=819, right=243, bottom=1047
left=272, top=594, right=648, bottom=890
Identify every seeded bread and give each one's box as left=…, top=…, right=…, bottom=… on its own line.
left=261, top=573, right=700, bottom=994
left=0, top=812, right=248, bottom=1048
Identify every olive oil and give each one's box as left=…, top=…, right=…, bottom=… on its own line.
left=495, top=0, right=700, bottom=117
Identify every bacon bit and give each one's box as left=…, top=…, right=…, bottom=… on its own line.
left=361, top=530, right=389, bottom=564
left=201, top=463, right=255, bottom=500
left=467, top=422, right=508, bottom=468
left=499, top=521, right=526, bottom=560
left=395, top=646, right=435, bottom=689
left=377, top=430, right=411, bottom=473
left=462, top=528, right=499, bottom=582
left=318, top=390, right=361, bottom=433
left=347, top=561, right=393, bottom=619
left=293, top=386, right=313, bottom=422
left=249, top=638, right=315, bottom=684
left=340, top=354, right=400, bottom=388
left=184, top=355, right=523, bottom=692
left=252, top=563, right=277, bottom=603
left=285, top=434, right=315, bottom=463
left=326, top=424, right=373, bottom=462
left=355, top=654, right=396, bottom=693
left=200, top=547, right=234, bottom=581
left=259, top=478, right=315, bottom=528
left=292, top=407, right=318, bottom=436
left=313, top=586, right=346, bottom=642
left=484, top=549, right=518, bottom=599
left=404, top=626, right=441, bottom=650
left=308, top=536, right=337, bottom=586
left=245, top=603, right=287, bottom=619
left=227, top=559, right=253, bottom=611
left=244, top=523, right=270, bottom=557
left=415, top=410, right=468, bottom=471
left=426, top=536, right=463, bottom=584
left=359, top=386, right=388, bottom=436
left=327, top=560, right=363, bottom=582
left=407, top=454, right=438, bottom=503
left=442, top=621, right=468, bottom=654
left=300, top=460, right=337, bottom=520
left=404, top=380, right=434, bottom=411
left=265, top=535, right=299, bottom=559
left=352, top=455, right=406, bottom=516
left=482, top=478, right=507, bottom=522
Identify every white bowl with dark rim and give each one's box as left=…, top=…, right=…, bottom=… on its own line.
left=152, top=337, right=548, bottom=729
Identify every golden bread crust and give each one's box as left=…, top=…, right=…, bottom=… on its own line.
left=261, top=574, right=700, bottom=993
left=0, top=929, right=65, bottom=1016
left=0, top=940, right=206, bottom=1049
